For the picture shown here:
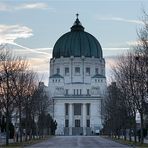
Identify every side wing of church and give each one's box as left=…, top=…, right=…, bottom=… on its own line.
left=48, top=15, right=107, bottom=136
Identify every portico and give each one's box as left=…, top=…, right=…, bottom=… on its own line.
left=64, top=103, right=88, bottom=135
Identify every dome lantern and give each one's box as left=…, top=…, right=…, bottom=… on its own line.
left=71, top=14, right=84, bottom=31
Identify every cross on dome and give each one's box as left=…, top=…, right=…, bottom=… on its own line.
left=76, top=13, right=79, bottom=19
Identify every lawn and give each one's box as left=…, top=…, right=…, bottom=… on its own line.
left=106, top=136, right=148, bottom=148
left=1, top=136, right=52, bottom=147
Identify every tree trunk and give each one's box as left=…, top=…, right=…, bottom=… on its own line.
left=124, top=129, right=126, bottom=141
left=129, top=128, right=132, bottom=142
left=133, top=117, right=137, bottom=143
left=6, top=75, right=10, bottom=145
left=118, top=130, right=120, bottom=139
left=25, top=106, right=28, bottom=141
left=19, top=104, right=22, bottom=142
left=32, top=115, right=35, bottom=139
left=29, top=129, right=32, bottom=140
left=6, top=107, right=9, bottom=145
left=140, top=112, right=144, bottom=144
left=29, top=114, right=32, bottom=140
left=115, top=131, right=116, bottom=138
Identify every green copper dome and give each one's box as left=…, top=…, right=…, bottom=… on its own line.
left=53, top=15, right=103, bottom=58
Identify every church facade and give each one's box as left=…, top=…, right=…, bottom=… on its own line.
left=48, top=15, right=106, bottom=135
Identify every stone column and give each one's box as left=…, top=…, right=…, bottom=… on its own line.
left=69, top=103, right=73, bottom=135
left=82, top=103, right=86, bottom=135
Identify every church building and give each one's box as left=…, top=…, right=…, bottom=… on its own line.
left=48, top=15, right=106, bottom=135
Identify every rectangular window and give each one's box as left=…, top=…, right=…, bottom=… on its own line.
left=56, top=68, right=60, bottom=74
left=86, top=104, right=90, bottom=116
left=74, top=104, right=81, bottom=115
left=77, top=89, right=79, bottom=95
left=75, top=67, right=80, bottom=75
left=65, top=119, right=69, bottom=127
left=65, top=67, right=69, bottom=76
left=74, top=89, right=82, bottom=95
left=101, top=68, right=104, bottom=75
left=74, top=89, right=76, bottom=95
left=80, top=89, right=82, bottom=95
left=75, top=119, right=80, bottom=127
left=95, top=68, right=98, bottom=74
left=87, top=89, right=90, bottom=95
left=86, top=120, right=90, bottom=127
left=65, top=89, right=69, bottom=95
left=86, top=67, right=90, bottom=75
left=65, top=104, right=69, bottom=115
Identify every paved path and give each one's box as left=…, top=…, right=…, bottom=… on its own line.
left=27, top=136, right=131, bottom=148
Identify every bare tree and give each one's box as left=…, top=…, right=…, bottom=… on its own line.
left=33, top=82, right=51, bottom=137
left=113, top=53, right=138, bottom=142
left=0, top=47, right=24, bottom=145
left=103, top=82, right=130, bottom=139
left=0, top=46, right=38, bottom=144
left=20, top=71, right=38, bottom=141
left=109, top=11, right=148, bottom=144
left=111, top=51, right=147, bottom=144
left=133, top=10, right=148, bottom=144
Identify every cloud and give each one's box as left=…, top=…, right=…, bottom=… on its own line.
left=96, top=16, right=144, bottom=25
left=17, top=3, right=49, bottom=10
left=0, top=2, right=53, bottom=11
left=103, top=47, right=130, bottom=58
left=0, top=24, right=52, bottom=58
left=26, top=57, right=49, bottom=85
left=13, top=47, right=53, bottom=56
left=12, top=43, right=51, bottom=58
left=103, top=47, right=129, bottom=51
left=105, top=56, right=118, bottom=68
left=0, top=24, right=33, bottom=44
left=126, top=40, right=140, bottom=46
left=126, top=40, right=148, bottom=46
left=105, top=56, right=119, bottom=84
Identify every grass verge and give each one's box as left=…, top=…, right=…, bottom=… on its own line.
left=103, top=136, right=148, bottom=148
left=1, top=136, right=52, bottom=147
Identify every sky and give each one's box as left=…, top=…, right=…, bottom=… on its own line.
left=0, top=0, right=148, bottom=85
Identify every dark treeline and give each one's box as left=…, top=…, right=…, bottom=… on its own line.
left=0, top=46, right=56, bottom=145
left=102, top=12, right=148, bottom=144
